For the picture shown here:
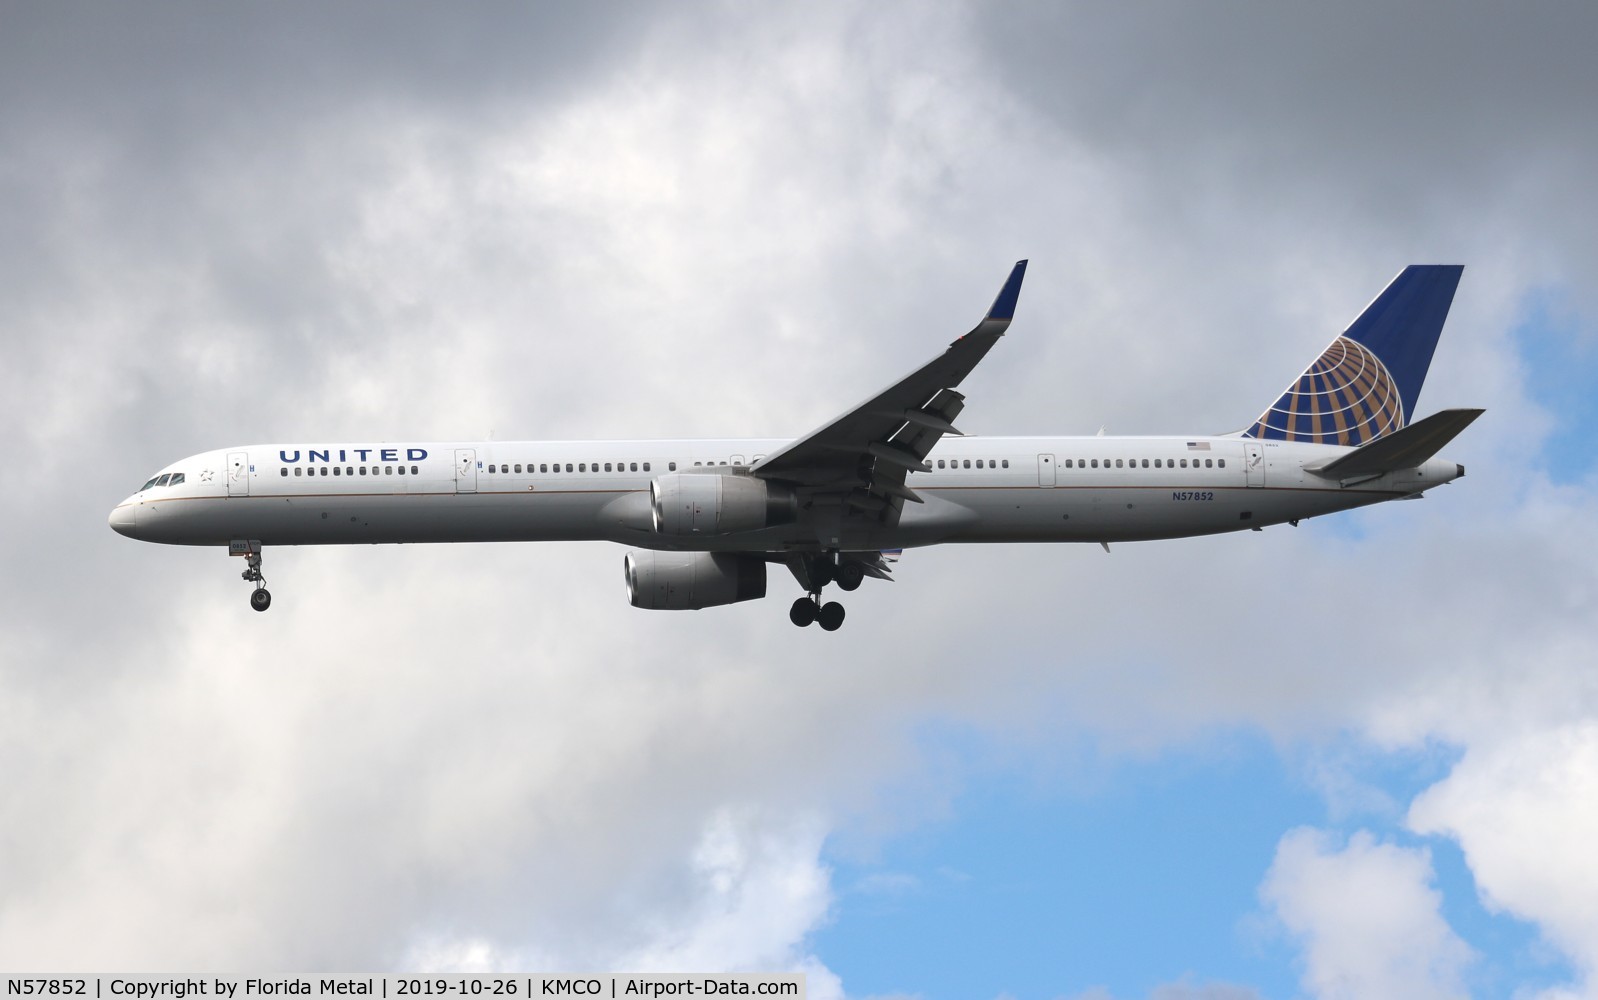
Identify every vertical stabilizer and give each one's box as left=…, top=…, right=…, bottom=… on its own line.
left=1243, top=265, right=1463, bottom=445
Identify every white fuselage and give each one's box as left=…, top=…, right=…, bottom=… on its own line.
left=108, top=434, right=1463, bottom=553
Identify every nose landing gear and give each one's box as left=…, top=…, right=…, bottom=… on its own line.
left=231, top=539, right=271, bottom=612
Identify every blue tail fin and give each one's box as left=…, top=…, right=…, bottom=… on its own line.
left=1243, top=265, right=1464, bottom=445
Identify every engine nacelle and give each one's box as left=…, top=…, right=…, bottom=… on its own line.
left=650, top=473, right=796, bottom=536
left=624, top=550, right=768, bottom=610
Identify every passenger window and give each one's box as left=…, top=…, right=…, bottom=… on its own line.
left=1115, top=460, right=1123, bottom=468
left=975, top=460, right=983, bottom=469
left=630, top=462, right=638, bottom=472
left=1206, top=459, right=1214, bottom=468
left=295, top=468, right=303, bottom=477
left=1142, top=459, right=1149, bottom=468
left=1217, top=459, right=1225, bottom=468
left=643, top=462, right=651, bottom=472
left=280, top=468, right=288, bottom=477
left=1064, top=460, right=1072, bottom=469
left=565, top=463, right=573, bottom=472
left=383, top=466, right=391, bottom=475
left=668, top=462, right=676, bottom=471
left=1002, top=460, right=1009, bottom=468
left=409, top=465, right=418, bottom=474
left=360, top=467, right=367, bottom=475
left=605, top=463, right=613, bottom=472
left=963, top=460, right=971, bottom=469
left=1091, top=459, right=1099, bottom=469
left=333, top=467, right=341, bottom=476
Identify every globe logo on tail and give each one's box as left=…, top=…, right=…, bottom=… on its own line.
left=1244, top=337, right=1404, bottom=445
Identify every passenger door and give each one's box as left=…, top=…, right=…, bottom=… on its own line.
left=1244, top=442, right=1265, bottom=487
left=1037, top=453, right=1056, bottom=488
left=455, top=449, right=478, bottom=493
left=227, top=451, right=250, bottom=497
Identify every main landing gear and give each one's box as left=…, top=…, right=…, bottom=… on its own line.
left=232, top=540, right=271, bottom=612
left=787, top=552, right=862, bottom=630
left=790, top=595, right=846, bottom=631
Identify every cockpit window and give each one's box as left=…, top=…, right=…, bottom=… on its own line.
left=154, top=474, right=172, bottom=487
left=168, top=473, right=185, bottom=486
left=140, top=477, right=159, bottom=491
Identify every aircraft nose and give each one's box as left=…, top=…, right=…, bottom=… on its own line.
left=109, top=501, right=137, bottom=536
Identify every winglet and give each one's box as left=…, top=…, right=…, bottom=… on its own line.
left=986, top=260, right=1029, bottom=321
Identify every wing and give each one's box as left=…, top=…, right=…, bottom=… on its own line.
left=752, top=260, right=1027, bottom=520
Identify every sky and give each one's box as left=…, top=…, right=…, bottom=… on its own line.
left=2, top=2, right=1596, bottom=997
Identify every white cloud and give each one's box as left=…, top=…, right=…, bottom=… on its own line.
left=1260, top=828, right=1473, bottom=1000
left=1408, top=723, right=1598, bottom=991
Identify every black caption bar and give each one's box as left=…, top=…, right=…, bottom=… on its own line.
left=2, top=976, right=804, bottom=1000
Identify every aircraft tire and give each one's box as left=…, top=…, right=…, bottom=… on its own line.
left=836, top=563, right=864, bottom=591
left=817, top=601, right=845, bottom=631
left=789, top=597, right=816, bottom=627
left=250, top=588, right=272, bottom=612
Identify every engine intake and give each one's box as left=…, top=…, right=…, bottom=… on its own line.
left=624, top=550, right=768, bottom=610
left=650, top=473, right=796, bottom=535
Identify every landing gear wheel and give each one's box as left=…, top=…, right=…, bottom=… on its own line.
left=817, top=601, right=846, bottom=631
left=250, top=588, right=272, bottom=612
left=807, top=558, right=835, bottom=589
left=836, top=562, right=864, bottom=591
left=789, top=597, right=817, bottom=627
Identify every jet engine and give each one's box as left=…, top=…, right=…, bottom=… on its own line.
left=624, top=550, right=768, bottom=610
left=650, top=473, right=796, bottom=535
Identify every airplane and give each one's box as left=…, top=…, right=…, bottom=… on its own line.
left=110, top=262, right=1481, bottom=630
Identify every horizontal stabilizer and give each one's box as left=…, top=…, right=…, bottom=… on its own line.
left=1308, top=407, right=1484, bottom=479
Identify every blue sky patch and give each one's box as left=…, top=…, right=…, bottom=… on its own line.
left=1513, top=288, right=1598, bottom=484
left=812, top=727, right=1573, bottom=999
